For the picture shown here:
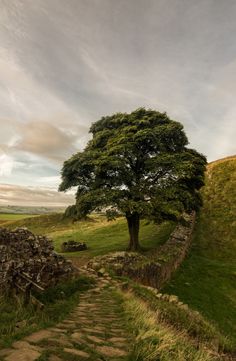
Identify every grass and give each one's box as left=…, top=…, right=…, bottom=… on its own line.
left=123, top=291, right=220, bottom=361
left=6, top=214, right=175, bottom=263
left=163, top=157, right=236, bottom=349
left=0, top=213, right=38, bottom=221
left=125, top=281, right=232, bottom=352
left=0, top=276, right=93, bottom=348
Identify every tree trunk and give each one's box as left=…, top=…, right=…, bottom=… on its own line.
left=126, top=212, right=140, bottom=251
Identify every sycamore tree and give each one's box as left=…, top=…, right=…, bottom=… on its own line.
left=59, top=108, right=206, bottom=251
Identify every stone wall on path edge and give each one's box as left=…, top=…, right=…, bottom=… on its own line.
left=88, top=212, right=196, bottom=290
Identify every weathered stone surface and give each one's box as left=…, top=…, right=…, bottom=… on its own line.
left=87, top=212, right=195, bottom=290
left=0, top=349, right=13, bottom=357
left=48, top=336, right=73, bottom=347
left=63, top=347, right=90, bottom=358
left=96, top=345, right=128, bottom=357
left=12, top=340, right=42, bottom=351
left=0, top=227, right=76, bottom=295
left=24, top=329, right=54, bottom=343
left=108, top=337, right=127, bottom=343
left=86, top=335, right=104, bottom=343
left=62, top=319, right=76, bottom=324
left=48, top=327, right=67, bottom=333
left=57, top=322, right=77, bottom=329
left=4, top=348, right=41, bottom=361
left=71, top=332, right=84, bottom=342
left=48, top=356, right=63, bottom=361
left=61, top=240, right=87, bottom=252
left=81, top=327, right=105, bottom=334
left=97, top=267, right=106, bottom=276
left=169, top=295, right=179, bottom=303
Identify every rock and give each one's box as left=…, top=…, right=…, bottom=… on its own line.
left=12, top=341, right=41, bottom=351
left=0, top=227, right=76, bottom=295
left=92, top=287, right=101, bottom=293
left=0, top=349, right=14, bottom=357
left=86, top=335, right=104, bottom=343
left=49, top=356, right=63, bottom=361
left=87, top=212, right=195, bottom=291
left=91, top=262, right=100, bottom=270
left=96, top=345, right=128, bottom=357
left=61, top=240, right=87, bottom=252
left=113, top=263, right=123, bottom=271
left=179, top=304, right=189, bottom=311
left=97, top=268, right=106, bottom=276
left=63, top=348, right=90, bottom=358
left=24, top=329, right=55, bottom=343
left=161, top=294, right=170, bottom=301
left=169, top=295, right=179, bottom=303
left=15, top=320, right=27, bottom=329
left=4, top=348, right=41, bottom=361
left=108, top=337, right=127, bottom=342
left=71, top=332, right=84, bottom=342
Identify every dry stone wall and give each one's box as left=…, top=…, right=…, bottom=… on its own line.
left=88, top=212, right=196, bottom=290
left=0, top=227, right=76, bottom=295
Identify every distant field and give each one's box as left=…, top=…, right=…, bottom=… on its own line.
left=0, top=213, right=38, bottom=221
left=0, top=205, right=66, bottom=215
left=164, top=157, right=236, bottom=347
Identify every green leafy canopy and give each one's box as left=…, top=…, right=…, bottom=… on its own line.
left=59, top=108, right=207, bottom=223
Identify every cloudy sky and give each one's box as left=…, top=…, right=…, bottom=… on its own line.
left=0, top=0, right=236, bottom=206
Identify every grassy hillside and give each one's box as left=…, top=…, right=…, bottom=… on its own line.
left=164, top=157, right=236, bottom=347
left=5, top=213, right=175, bottom=263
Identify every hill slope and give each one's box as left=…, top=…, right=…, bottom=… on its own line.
left=164, top=156, right=236, bottom=346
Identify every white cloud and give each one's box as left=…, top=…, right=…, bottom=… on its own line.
left=0, top=153, right=14, bottom=176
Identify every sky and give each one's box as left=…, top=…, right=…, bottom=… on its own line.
left=0, top=0, right=236, bottom=206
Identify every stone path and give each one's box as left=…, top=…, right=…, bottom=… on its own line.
left=0, top=268, right=133, bottom=361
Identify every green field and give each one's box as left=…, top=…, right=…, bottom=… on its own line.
left=6, top=213, right=175, bottom=263
left=0, top=213, right=38, bottom=221
left=164, top=157, right=236, bottom=347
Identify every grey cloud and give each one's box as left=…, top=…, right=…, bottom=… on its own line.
left=0, top=183, right=74, bottom=206
left=0, top=115, right=89, bottom=163
left=0, top=0, right=236, bottom=206
left=15, top=121, right=82, bottom=162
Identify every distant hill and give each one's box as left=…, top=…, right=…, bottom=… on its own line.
left=164, top=155, right=236, bottom=347
left=0, top=205, right=66, bottom=215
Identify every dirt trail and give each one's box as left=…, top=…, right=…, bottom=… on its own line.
left=0, top=269, right=133, bottom=361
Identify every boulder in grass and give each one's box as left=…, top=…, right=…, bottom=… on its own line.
left=61, top=240, right=88, bottom=252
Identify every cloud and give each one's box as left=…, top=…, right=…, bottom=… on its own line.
left=0, top=153, right=14, bottom=176
left=0, top=0, right=236, bottom=204
left=15, top=121, right=79, bottom=162
left=0, top=183, right=74, bottom=207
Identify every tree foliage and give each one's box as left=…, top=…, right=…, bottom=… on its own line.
left=59, top=108, right=207, bottom=250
